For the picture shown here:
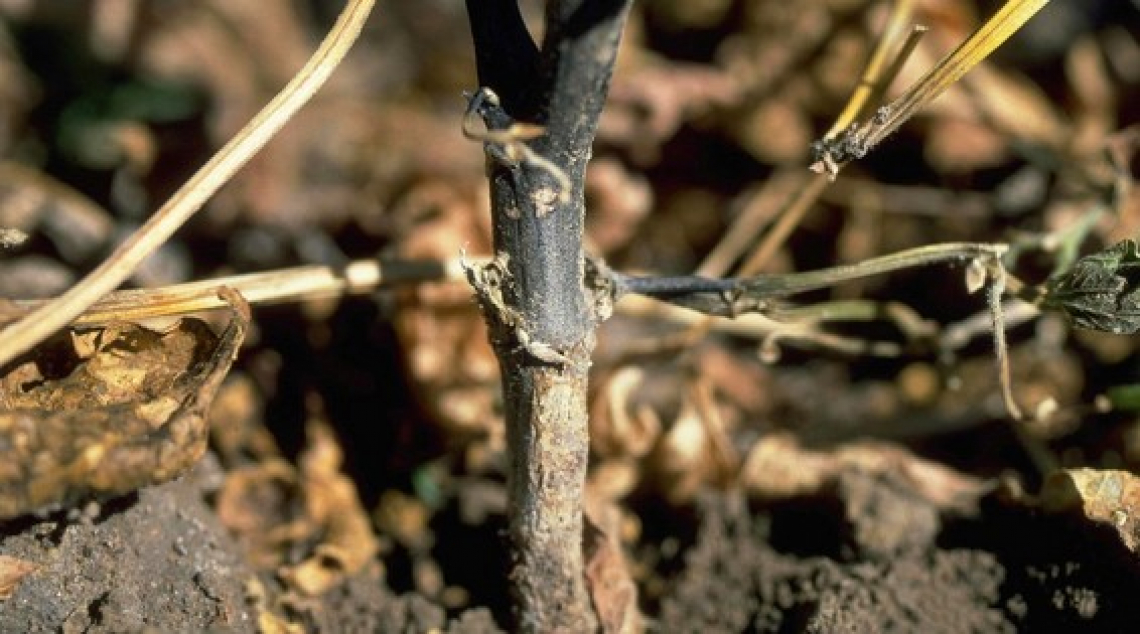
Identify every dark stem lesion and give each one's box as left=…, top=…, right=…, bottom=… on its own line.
left=464, top=1, right=634, bottom=632
left=614, top=242, right=1010, bottom=317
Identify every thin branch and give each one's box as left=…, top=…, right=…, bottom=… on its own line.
left=812, top=0, right=1051, bottom=178
left=825, top=0, right=920, bottom=140
left=613, top=294, right=910, bottom=359
left=620, top=242, right=1009, bottom=317
left=695, top=171, right=799, bottom=278
left=658, top=0, right=927, bottom=351
left=774, top=299, right=937, bottom=341
left=464, top=0, right=542, bottom=115
left=620, top=242, right=1030, bottom=419
left=734, top=0, right=923, bottom=279
left=0, top=257, right=467, bottom=327
left=735, top=175, right=830, bottom=277
left=0, top=0, right=376, bottom=367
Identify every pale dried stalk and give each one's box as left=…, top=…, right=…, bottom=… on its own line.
left=0, top=0, right=376, bottom=366
left=615, top=294, right=906, bottom=358
left=825, top=0, right=920, bottom=140
left=738, top=0, right=922, bottom=276
left=867, top=0, right=1049, bottom=148
left=0, top=257, right=472, bottom=327
left=813, top=0, right=1051, bottom=178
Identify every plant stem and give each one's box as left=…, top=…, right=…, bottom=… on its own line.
left=465, top=2, right=632, bottom=631
left=619, top=242, right=1008, bottom=317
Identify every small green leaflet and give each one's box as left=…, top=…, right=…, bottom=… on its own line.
left=1044, top=239, right=1140, bottom=334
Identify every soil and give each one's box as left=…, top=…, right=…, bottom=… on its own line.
left=2, top=1, right=1140, bottom=633
left=6, top=455, right=1138, bottom=632
left=0, top=457, right=258, bottom=633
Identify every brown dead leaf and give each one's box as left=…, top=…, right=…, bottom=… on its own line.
left=0, top=162, right=115, bottom=269
left=137, top=1, right=481, bottom=232
left=282, top=544, right=357, bottom=598
left=964, top=63, right=1069, bottom=152
left=0, top=554, right=39, bottom=600
left=245, top=576, right=304, bottom=634
left=583, top=500, right=642, bottom=634
left=924, top=117, right=1009, bottom=174
left=217, top=413, right=380, bottom=597
left=1066, top=36, right=1117, bottom=156
left=282, top=419, right=380, bottom=596
left=215, top=459, right=300, bottom=569
left=734, top=97, right=813, bottom=164
left=584, top=158, right=653, bottom=256
left=742, top=432, right=987, bottom=515
left=648, top=378, right=738, bottom=504
left=587, top=458, right=643, bottom=505
left=0, top=293, right=249, bottom=520
left=373, top=489, right=432, bottom=551
left=392, top=179, right=503, bottom=466
left=208, top=373, right=280, bottom=465
left=590, top=367, right=661, bottom=460
left=602, top=61, right=740, bottom=164
left=1041, top=468, right=1140, bottom=554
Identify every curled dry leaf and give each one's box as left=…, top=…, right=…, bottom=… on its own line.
left=0, top=162, right=119, bottom=301
left=734, top=97, right=814, bottom=165
left=208, top=373, right=280, bottom=465
left=218, top=417, right=378, bottom=596
left=602, top=61, right=740, bottom=164
left=647, top=378, right=738, bottom=505
left=587, top=343, right=672, bottom=508
left=392, top=180, right=502, bottom=458
left=138, top=1, right=481, bottom=231
left=214, top=459, right=300, bottom=570
left=373, top=489, right=432, bottom=551
left=589, top=366, right=661, bottom=460
left=0, top=555, right=39, bottom=600
left=584, top=158, right=653, bottom=256
left=245, top=576, right=305, bottom=634
left=587, top=458, right=643, bottom=506
left=0, top=162, right=115, bottom=268
left=741, top=432, right=987, bottom=515
left=583, top=501, right=642, bottom=634
left=282, top=421, right=379, bottom=597
left=0, top=291, right=249, bottom=520
left=1040, top=468, right=1140, bottom=554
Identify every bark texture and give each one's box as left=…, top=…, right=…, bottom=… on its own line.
left=464, top=1, right=631, bottom=631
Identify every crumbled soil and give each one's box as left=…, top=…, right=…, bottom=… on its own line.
left=7, top=455, right=1139, bottom=632
left=0, top=457, right=258, bottom=633
left=652, top=488, right=1140, bottom=633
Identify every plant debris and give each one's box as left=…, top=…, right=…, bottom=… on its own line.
left=0, top=291, right=249, bottom=519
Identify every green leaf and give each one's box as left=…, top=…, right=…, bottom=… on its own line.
left=1044, top=239, right=1140, bottom=334
left=1105, top=384, right=1140, bottom=413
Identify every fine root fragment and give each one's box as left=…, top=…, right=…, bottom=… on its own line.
left=584, top=255, right=619, bottom=324
left=514, top=326, right=570, bottom=366
left=462, top=250, right=513, bottom=325
left=986, top=260, right=1023, bottom=421
left=462, top=87, right=572, bottom=214
left=810, top=122, right=874, bottom=179
left=462, top=250, right=569, bottom=367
